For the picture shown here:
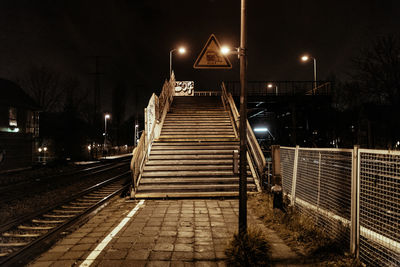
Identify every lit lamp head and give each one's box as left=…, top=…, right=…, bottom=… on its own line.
left=220, top=46, right=230, bottom=55
left=105, top=114, right=110, bottom=120
left=301, top=55, right=310, bottom=62
left=178, top=47, right=186, bottom=54
left=267, top=83, right=273, bottom=88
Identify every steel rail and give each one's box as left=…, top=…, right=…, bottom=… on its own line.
left=0, top=171, right=130, bottom=266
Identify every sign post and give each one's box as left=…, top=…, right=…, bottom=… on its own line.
left=239, top=0, right=247, bottom=237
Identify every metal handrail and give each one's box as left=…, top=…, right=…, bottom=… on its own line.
left=221, top=82, right=265, bottom=189
left=130, top=76, right=175, bottom=196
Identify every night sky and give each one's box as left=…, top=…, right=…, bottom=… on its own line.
left=0, top=0, right=399, bottom=116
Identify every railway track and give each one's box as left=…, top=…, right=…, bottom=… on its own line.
left=0, top=158, right=130, bottom=205
left=0, top=170, right=131, bottom=266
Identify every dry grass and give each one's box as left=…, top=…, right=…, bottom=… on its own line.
left=225, top=226, right=271, bottom=267
left=248, top=193, right=360, bottom=266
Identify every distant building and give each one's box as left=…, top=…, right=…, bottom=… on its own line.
left=0, top=79, right=40, bottom=172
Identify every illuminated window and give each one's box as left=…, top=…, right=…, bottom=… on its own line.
left=9, top=107, right=17, bottom=127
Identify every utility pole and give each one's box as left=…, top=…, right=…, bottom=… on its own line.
left=239, top=0, right=248, bottom=236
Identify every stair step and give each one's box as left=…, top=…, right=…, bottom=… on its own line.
left=140, top=177, right=254, bottom=184
left=162, top=123, right=232, bottom=126
left=138, top=184, right=256, bottom=192
left=152, top=141, right=239, bottom=145
left=151, top=145, right=238, bottom=150
left=141, top=171, right=252, bottom=177
left=157, top=137, right=239, bottom=142
left=134, top=192, right=241, bottom=199
left=159, top=135, right=235, bottom=138
left=144, top=165, right=233, bottom=171
left=146, top=159, right=233, bottom=165
left=150, top=149, right=237, bottom=155
left=148, top=155, right=234, bottom=160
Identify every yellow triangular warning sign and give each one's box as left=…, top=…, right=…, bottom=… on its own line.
left=193, top=34, right=232, bottom=69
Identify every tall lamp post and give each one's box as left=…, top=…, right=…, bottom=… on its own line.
left=104, top=114, right=110, bottom=154
left=169, top=47, right=186, bottom=78
left=219, top=0, right=247, bottom=236
left=301, top=55, right=317, bottom=94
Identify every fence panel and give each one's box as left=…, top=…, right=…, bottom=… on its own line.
left=358, top=149, right=400, bottom=267
left=295, top=149, right=353, bottom=247
left=280, top=147, right=295, bottom=196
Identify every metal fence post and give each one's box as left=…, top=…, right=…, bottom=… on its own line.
left=291, top=145, right=299, bottom=206
left=350, top=145, right=359, bottom=256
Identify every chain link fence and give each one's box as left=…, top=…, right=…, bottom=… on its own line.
left=358, top=149, right=400, bottom=267
left=279, top=146, right=399, bottom=267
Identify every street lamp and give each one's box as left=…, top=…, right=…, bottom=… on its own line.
left=104, top=114, right=110, bottom=153
left=267, top=83, right=278, bottom=96
left=301, top=55, right=317, bottom=93
left=169, top=47, right=186, bottom=78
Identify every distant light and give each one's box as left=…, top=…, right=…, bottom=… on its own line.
left=38, top=148, right=42, bottom=152
left=105, top=114, right=110, bottom=119
left=267, top=83, right=273, bottom=88
left=178, top=47, right=186, bottom=54
left=103, top=133, right=106, bottom=136
left=43, top=147, right=47, bottom=152
left=135, top=124, right=139, bottom=128
left=88, top=145, right=91, bottom=151
left=221, top=46, right=230, bottom=55
left=254, top=127, right=269, bottom=133
left=301, top=55, right=309, bottom=62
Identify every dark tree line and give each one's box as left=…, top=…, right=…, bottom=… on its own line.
left=333, top=35, right=400, bottom=148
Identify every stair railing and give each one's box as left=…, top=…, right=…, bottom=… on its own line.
left=130, top=74, right=175, bottom=196
left=221, top=82, right=265, bottom=191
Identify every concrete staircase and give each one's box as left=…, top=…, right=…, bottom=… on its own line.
left=134, top=96, right=257, bottom=198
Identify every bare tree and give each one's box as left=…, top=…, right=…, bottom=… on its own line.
left=351, top=35, right=400, bottom=106
left=17, top=65, right=66, bottom=112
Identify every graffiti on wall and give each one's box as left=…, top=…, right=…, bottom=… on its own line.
left=174, top=81, right=194, bottom=96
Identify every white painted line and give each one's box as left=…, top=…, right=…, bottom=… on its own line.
left=79, top=199, right=145, bottom=267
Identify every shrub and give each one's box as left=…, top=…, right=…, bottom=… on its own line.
left=225, top=227, right=271, bottom=267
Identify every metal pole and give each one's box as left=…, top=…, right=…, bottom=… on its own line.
left=104, top=117, right=107, bottom=151
left=239, top=0, right=247, bottom=237
left=169, top=49, right=175, bottom=79
left=313, top=57, right=317, bottom=93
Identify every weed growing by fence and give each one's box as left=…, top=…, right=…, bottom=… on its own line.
left=248, top=193, right=359, bottom=266
left=225, top=226, right=271, bottom=267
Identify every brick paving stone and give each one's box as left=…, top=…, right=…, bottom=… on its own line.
left=47, top=245, right=71, bottom=253
left=28, top=261, right=53, bottom=267
left=98, top=259, right=121, bottom=267
left=154, top=243, right=174, bottom=252
left=177, top=231, right=194, bottom=238
left=34, top=252, right=63, bottom=261
left=59, top=250, right=85, bottom=260
left=194, top=251, right=215, bottom=260
left=176, top=237, right=194, bottom=244
left=170, top=260, right=195, bottom=267
left=157, top=236, right=176, bottom=243
left=195, top=245, right=214, bottom=253
left=78, top=237, right=99, bottom=244
left=104, top=249, right=128, bottom=260
left=194, top=261, right=218, bottom=267
left=171, top=251, right=194, bottom=261
left=126, top=249, right=150, bottom=260
left=111, top=242, right=134, bottom=249
left=147, top=261, right=171, bottom=267
left=174, top=243, right=194, bottom=252
left=49, top=260, right=76, bottom=267
left=116, top=236, right=137, bottom=243
left=160, top=230, right=177, bottom=237
left=149, top=251, right=172, bottom=260
left=121, top=259, right=147, bottom=266
left=57, top=238, right=80, bottom=245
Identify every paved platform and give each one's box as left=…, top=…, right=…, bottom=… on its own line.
left=29, top=197, right=307, bottom=267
